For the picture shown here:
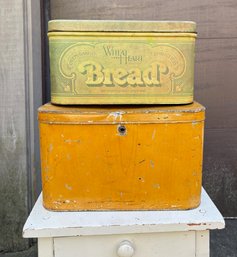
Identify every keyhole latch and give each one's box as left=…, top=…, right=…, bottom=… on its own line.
left=118, top=125, right=127, bottom=136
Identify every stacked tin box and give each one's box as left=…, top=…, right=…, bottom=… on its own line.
left=38, top=20, right=205, bottom=211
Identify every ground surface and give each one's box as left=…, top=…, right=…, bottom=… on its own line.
left=0, top=245, right=37, bottom=257
left=211, top=219, right=237, bottom=257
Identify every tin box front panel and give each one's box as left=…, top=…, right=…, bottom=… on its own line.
left=39, top=120, right=204, bottom=211
left=49, top=32, right=195, bottom=104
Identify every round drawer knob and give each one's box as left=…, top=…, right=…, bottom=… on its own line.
left=117, top=240, right=135, bottom=257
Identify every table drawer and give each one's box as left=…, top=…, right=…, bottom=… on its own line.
left=54, top=231, right=195, bottom=257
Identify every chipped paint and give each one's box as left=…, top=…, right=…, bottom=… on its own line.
left=150, top=160, right=155, bottom=169
left=48, top=144, right=53, bottom=152
left=64, top=139, right=81, bottom=143
left=187, top=223, right=202, bottom=226
left=152, top=129, right=156, bottom=140
left=192, top=121, right=198, bottom=126
left=65, top=184, right=72, bottom=190
left=107, top=111, right=125, bottom=121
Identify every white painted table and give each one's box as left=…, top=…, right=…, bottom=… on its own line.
left=23, top=188, right=225, bottom=257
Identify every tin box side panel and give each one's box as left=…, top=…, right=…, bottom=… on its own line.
left=48, top=32, right=195, bottom=105
left=39, top=114, right=204, bottom=211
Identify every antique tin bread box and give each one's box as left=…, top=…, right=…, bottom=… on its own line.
left=48, top=20, right=196, bottom=105
left=38, top=102, right=205, bottom=211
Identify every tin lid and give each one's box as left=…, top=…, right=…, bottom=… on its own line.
left=48, top=20, right=196, bottom=33
left=38, top=102, right=205, bottom=124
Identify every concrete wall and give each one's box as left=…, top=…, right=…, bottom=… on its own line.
left=0, top=0, right=42, bottom=253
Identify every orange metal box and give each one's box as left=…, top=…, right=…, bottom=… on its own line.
left=38, top=102, right=205, bottom=211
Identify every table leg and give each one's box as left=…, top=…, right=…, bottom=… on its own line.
left=38, top=238, right=54, bottom=257
left=195, top=231, right=209, bottom=257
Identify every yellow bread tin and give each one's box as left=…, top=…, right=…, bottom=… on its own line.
left=38, top=102, right=205, bottom=211
left=48, top=20, right=196, bottom=105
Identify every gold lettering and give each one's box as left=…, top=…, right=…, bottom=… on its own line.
left=78, top=62, right=104, bottom=85
left=103, top=68, right=113, bottom=86
left=113, top=68, right=128, bottom=86
left=143, top=64, right=160, bottom=86
left=78, top=62, right=164, bottom=87
left=127, top=68, right=143, bottom=86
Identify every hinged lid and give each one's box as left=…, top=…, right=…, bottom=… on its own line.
left=38, top=102, right=205, bottom=124
left=48, top=20, right=196, bottom=33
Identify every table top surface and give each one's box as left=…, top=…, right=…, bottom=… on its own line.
left=23, top=188, right=225, bottom=238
